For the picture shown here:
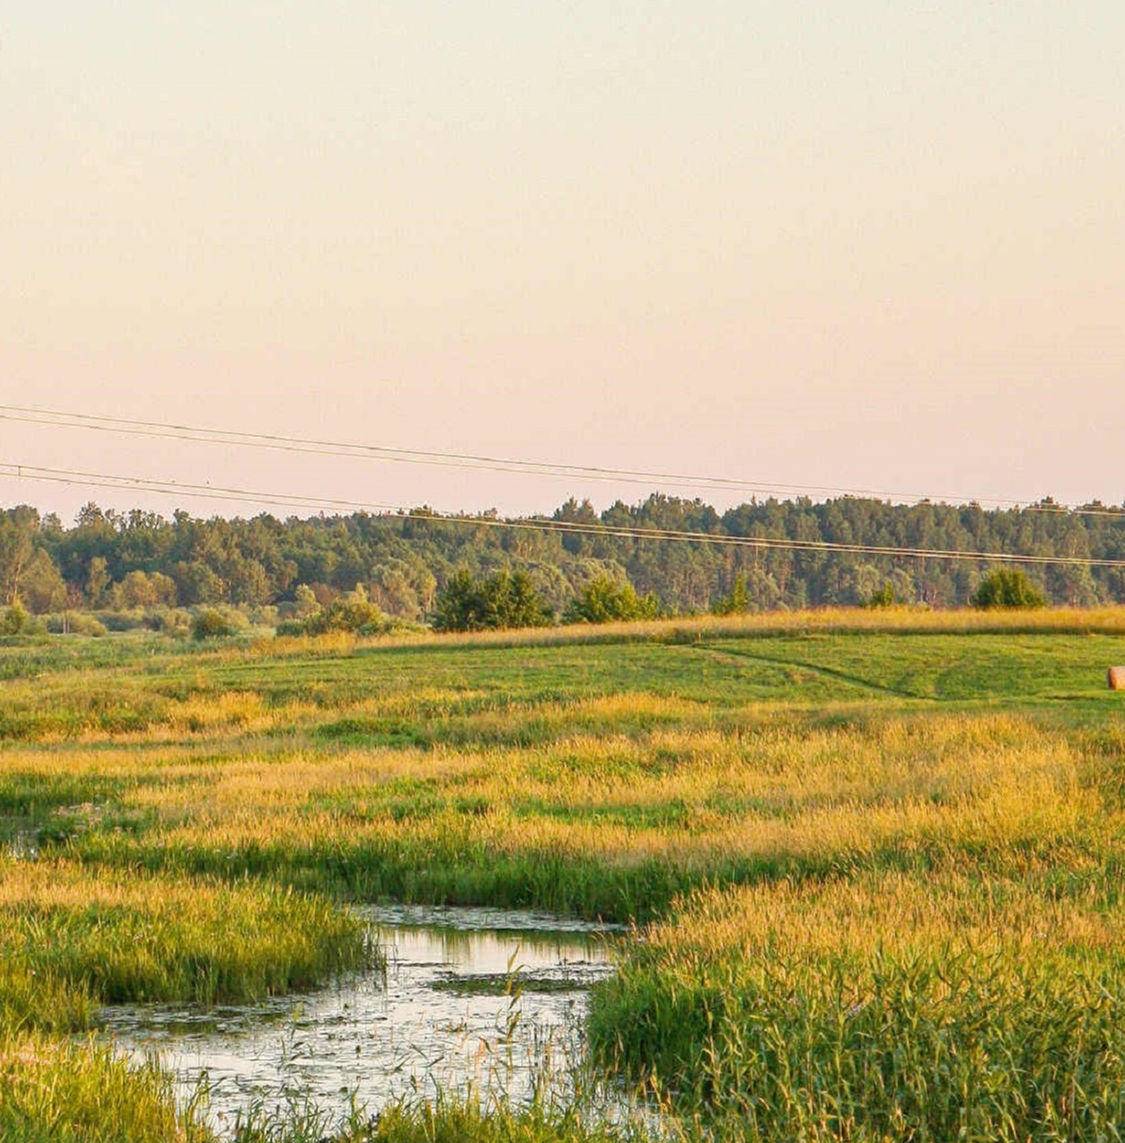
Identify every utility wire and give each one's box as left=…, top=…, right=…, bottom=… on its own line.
left=1, top=462, right=1121, bottom=569
left=1, top=403, right=1120, bottom=519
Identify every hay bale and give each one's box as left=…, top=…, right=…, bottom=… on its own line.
left=1108, top=666, right=1125, bottom=691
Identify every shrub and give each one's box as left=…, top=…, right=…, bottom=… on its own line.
left=91, top=609, right=150, bottom=632
left=563, top=575, right=659, bottom=624
left=433, top=569, right=553, bottom=632
left=191, top=608, right=239, bottom=640
left=277, top=585, right=393, bottom=637
left=303, top=586, right=388, bottom=635
left=865, top=582, right=898, bottom=609
left=160, top=609, right=193, bottom=639
left=0, top=602, right=44, bottom=636
left=46, top=612, right=108, bottom=637
left=971, top=568, right=1047, bottom=609
left=247, top=604, right=279, bottom=628
left=713, top=573, right=750, bottom=615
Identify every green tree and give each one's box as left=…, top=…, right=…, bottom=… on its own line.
left=150, top=572, right=178, bottom=606
left=970, top=568, right=1047, bottom=609
left=433, top=569, right=553, bottom=632
left=302, top=584, right=388, bottom=635
left=293, top=583, right=319, bottom=617
left=865, top=581, right=898, bottom=609
left=19, top=549, right=67, bottom=613
left=713, top=572, right=750, bottom=615
left=111, top=569, right=160, bottom=609
left=0, top=508, right=37, bottom=605
left=191, top=608, right=240, bottom=640
left=173, top=561, right=225, bottom=606
left=86, top=556, right=111, bottom=606
left=432, top=569, right=484, bottom=632
left=563, top=574, right=659, bottom=624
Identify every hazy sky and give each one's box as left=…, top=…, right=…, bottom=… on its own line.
left=2, top=2, right=1122, bottom=521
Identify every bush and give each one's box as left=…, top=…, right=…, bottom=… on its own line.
left=191, top=608, right=240, bottom=640
left=865, top=582, right=898, bottom=609
left=563, top=574, right=659, bottom=624
left=161, top=609, right=193, bottom=639
left=91, top=608, right=150, bottom=633
left=971, top=568, right=1047, bottom=610
left=247, top=604, right=280, bottom=628
left=0, top=602, right=44, bottom=636
left=713, top=573, right=750, bottom=615
left=277, top=585, right=392, bottom=637
left=433, top=569, right=553, bottom=632
left=46, top=612, right=108, bottom=637
left=304, top=586, right=388, bottom=635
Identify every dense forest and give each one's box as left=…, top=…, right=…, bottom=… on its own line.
left=0, top=494, right=1121, bottom=621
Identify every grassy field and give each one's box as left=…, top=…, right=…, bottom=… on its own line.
left=0, top=609, right=1121, bottom=1140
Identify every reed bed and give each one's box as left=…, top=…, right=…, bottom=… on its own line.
left=0, top=860, right=373, bottom=1141
left=590, top=869, right=1124, bottom=1141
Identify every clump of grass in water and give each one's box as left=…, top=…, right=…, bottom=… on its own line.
left=227, top=1099, right=660, bottom=1143
left=221, top=963, right=669, bottom=1142
left=0, top=857, right=375, bottom=1026
left=360, top=1098, right=660, bottom=1143
left=430, top=972, right=593, bottom=997
left=0, top=863, right=376, bottom=1140
left=229, top=1095, right=371, bottom=1143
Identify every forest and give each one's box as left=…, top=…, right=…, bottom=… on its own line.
left=0, top=493, right=1121, bottom=620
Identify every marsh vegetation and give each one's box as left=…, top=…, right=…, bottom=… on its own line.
left=0, top=609, right=1121, bottom=1140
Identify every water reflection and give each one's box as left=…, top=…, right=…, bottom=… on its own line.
left=100, top=905, right=620, bottom=1137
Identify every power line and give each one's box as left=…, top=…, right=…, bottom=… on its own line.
left=1, top=403, right=1120, bottom=519
left=1, top=462, right=1121, bottom=569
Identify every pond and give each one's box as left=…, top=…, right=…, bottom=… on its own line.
left=100, top=905, right=624, bottom=1137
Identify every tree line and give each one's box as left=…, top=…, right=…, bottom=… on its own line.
left=0, top=493, right=1120, bottom=622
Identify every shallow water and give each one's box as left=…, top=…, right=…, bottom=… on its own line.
left=100, top=905, right=621, bottom=1137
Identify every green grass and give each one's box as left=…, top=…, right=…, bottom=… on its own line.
left=0, top=858, right=374, bottom=1024
left=590, top=871, right=1123, bottom=1141
left=360, top=1101, right=653, bottom=1143
left=0, top=1034, right=211, bottom=1143
left=0, top=858, right=373, bottom=1140
left=0, top=611, right=1122, bottom=1140
left=223, top=1097, right=656, bottom=1143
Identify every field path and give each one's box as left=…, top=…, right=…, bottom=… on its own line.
left=694, top=642, right=935, bottom=701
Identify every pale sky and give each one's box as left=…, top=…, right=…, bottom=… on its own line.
left=2, top=2, right=1123, bottom=522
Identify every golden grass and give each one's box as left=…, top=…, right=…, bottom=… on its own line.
left=330, top=604, right=1125, bottom=651
left=25, top=712, right=1102, bottom=915
left=642, top=870, right=1123, bottom=962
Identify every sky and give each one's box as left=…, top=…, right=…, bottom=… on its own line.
left=2, top=2, right=1123, bottom=523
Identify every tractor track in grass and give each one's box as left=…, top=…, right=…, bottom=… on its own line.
left=694, top=642, right=937, bottom=701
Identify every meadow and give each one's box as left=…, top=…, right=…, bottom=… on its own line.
left=0, top=609, right=1121, bottom=1141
